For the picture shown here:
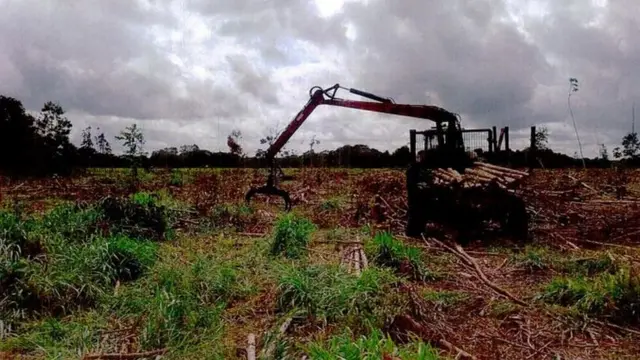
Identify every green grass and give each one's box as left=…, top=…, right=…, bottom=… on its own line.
left=275, top=263, right=406, bottom=330
left=422, top=289, right=469, bottom=310
left=509, top=246, right=618, bottom=276
left=270, top=212, right=317, bottom=259
left=365, top=231, right=433, bottom=281
left=537, top=267, right=640, bottom=324
left=305, top=328, right=442, bottom=360
left=510, top=246, right=550, bottom=272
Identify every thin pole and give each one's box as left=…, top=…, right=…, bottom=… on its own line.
left=568, top=91, right=586, bottom=168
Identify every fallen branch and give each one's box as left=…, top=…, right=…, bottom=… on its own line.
left=578, top=239, right=640, bottom=250
left=564, top=174, right=599, bottom=194
left=396, top=314, right=476, bottom=360
left=260, top=316, right=293, bottom=359
left=424, top=236, right=528, bottom=307
left=592, top=320, right=640, bottom=336
left=82, top=348, right=167, bottom=360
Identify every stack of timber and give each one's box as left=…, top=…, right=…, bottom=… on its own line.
left=432, top=162, right=529, bottom=189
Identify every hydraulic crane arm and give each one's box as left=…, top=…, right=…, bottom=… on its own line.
left=265, top=84, right=460, bottom=163
left=247, top=83, right=462, bottom=210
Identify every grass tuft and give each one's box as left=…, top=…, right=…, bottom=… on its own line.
left=305, top=328, right=442, bottom=360
left=275, top=263, right=405, bottom=329
left=365, top=231, right=432, bottom=281
left=270, top=213, right=316, bottom=259
left=537, top=267, right=640, bottom=324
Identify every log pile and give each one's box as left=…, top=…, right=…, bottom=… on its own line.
left=432, top=162, right=529, bottom=189
left=340, top=244, right=368, bottom=276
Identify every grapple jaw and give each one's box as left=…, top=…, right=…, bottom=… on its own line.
left=245, top=184, right=292, bottom=211
left=245, top=165, right=292, bottom=211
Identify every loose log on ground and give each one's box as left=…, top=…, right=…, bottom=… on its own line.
left=82, top=348, right=167, bottom=360
left=247, top=334, right=256, bottom=360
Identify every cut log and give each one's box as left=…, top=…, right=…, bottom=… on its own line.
left=474, top=162, right=529, bottom=177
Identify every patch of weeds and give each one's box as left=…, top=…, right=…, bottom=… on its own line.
left=422, top=289, right=469, bottom=310
left=561, top=252, right=618, bottom=276
left=305, top=327, right=442, bottom=360
left=210, top=203, right=257, bottom=232
left=488, top=300, right=519, bottom=318
left=537, top=268, right=640, bottom=324
left=169, top=169, right=184, bottom=187
left=107, top=235, right=158, bottom=282
left=6, top=235, right=158, bottom=317
left=365, top=231, right=433, bottom=281
left=320, top=197, right=345, bottom=211
left=325, top=227, right=348, bottom=242
left=130, top=191, right=159, bottom=207
left=270, top=213, right=316, bottom=259
left=0, top=312, right=108, bottom=357
left=99, top=195, right=170, bottom=241
left=37, top=203, right=102, bottom=244
left=104, top=256, right=249, bottom=352
left=509, top=246, right=550, bottom=272
left=0, top=203, right=160, bottom=330
left=275, top=263, right=405, bottom=329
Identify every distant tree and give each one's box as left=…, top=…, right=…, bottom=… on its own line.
left=94, top=127, right=112, bottom=154
left=35, top=101, right=75, bottom=175
left=613, top=132, right=640, bottom=161
left=0, top=95, right=38, bottom=175
left=116, top=124, right=146, bottom=157
left=391, top=145, right=411, bottom=166
left=227, top=129, right=243, bottom=156
left=81, top=126, right=94, bottom=150
left=257, top=127, right=281, bottom=159
left=36, top=101, right=72, bottom=151
left=179, top=144, right=199, bottom=155
left=115, top=123, right=146, bottom=186
left=534, top=127, right=549, bottom=150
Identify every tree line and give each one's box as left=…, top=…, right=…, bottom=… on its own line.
left=2, top=94, right=640, bottom=178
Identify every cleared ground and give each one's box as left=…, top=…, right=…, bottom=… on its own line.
left=2, top=167, right=640, bottom=359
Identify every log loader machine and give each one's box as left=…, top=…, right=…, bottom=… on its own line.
left=245, top=84, right=528, bottom=241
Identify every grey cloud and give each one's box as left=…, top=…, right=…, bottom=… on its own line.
left=3, top=0, right=640, bottom=158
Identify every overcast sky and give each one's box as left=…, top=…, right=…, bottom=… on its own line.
left=1, top=0, right=638, bottom=157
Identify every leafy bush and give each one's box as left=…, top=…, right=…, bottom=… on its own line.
left=365, top=232, right=432, bottom=281
left=270, top=213, right=316, bottom=259
left=306, top=328, right=441, bottom=360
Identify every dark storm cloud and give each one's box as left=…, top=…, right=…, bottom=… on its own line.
left=2, top=0, right=639, bottom=157
left=0, top=0, right=258, bottom=121
left=340, top=0, right=550, bottom=128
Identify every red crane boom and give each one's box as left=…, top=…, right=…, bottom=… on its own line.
left=246, top=84, right=462, bottom=210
